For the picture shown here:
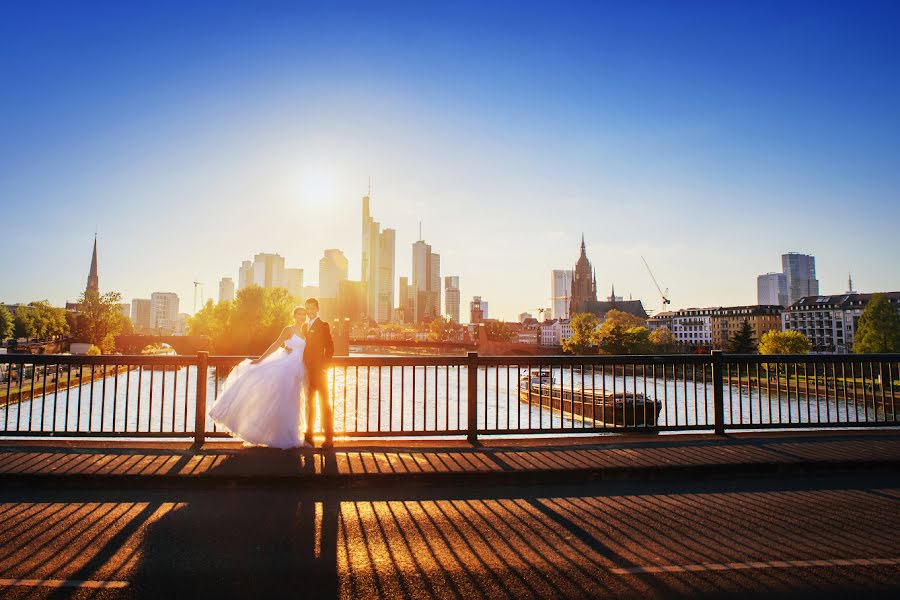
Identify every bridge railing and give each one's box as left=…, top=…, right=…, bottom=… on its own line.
left=1, top=351, right=897, bottom=444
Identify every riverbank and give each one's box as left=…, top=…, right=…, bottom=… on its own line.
left=1, top=364, right=135, bottom=406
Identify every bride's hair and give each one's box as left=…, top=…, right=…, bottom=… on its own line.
left=293, top=306, right=306, bottom=317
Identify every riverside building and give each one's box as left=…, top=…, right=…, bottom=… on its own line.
left=648, top=308, right=716, bottom=349
left=782, top=292, right=900, bottom=353
left=710, top=305, right=783, bottom=350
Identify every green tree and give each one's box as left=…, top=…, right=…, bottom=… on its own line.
left=71, top=290, right=129, bottom=353
left=594, top=310, right=652, bottom=354
left=0, top=305, right=13, bottom=341
left=483, top=320, right=516, bottom=342
left=428, top=317, right=460, bottom=342
left=602, top=309, right=646, bottom=330
left=562, top=313, right=599, bottom=354
left=649, top=326, right=678, bottom=353
left=13, top=301, right=69, bottom=340
left=759, top=330, right=812, bottom=355
left=188, top=299, right=234, bottom=352
left=853, top=294, right=900, bottom=353
left=726, top=320, right=756, bottom=353
left=187, top=286, right=300, bottom=355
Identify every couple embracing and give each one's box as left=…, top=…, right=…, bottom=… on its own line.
left=209, top=298, right=335, bottom=449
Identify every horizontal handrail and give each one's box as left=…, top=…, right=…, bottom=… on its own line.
left=3, top=352, right=898, bottom=366
left=1, top=352, right=897, bottom=445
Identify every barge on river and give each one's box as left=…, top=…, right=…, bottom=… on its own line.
left=519, top=369, right=662, bottom=429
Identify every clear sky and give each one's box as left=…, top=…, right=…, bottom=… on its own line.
left=2, top=0, right=898, bottom=320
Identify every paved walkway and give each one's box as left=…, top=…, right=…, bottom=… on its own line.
left=1, top=430, right=899, bottom=487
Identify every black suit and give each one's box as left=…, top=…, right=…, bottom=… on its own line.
left=302, top=318, right=334, bottom=440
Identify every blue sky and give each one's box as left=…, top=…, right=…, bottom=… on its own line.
left=1, top=1, right=898, bottom=319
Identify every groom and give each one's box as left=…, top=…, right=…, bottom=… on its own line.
left=302, top=298, right=334, bottom=449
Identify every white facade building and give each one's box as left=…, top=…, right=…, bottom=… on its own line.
left=648, top=308, right=716, bottom=347
left=149, top=292, right=179, bottom=333
left=551, top=270, right=573, bottom=320
left=219, top=277, right=235, bottom=303
left=539, top=319, right=574, bottom=346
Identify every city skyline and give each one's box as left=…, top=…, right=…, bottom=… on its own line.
left=2, top=2, right=899, bottom=320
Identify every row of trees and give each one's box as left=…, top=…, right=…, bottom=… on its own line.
left=0, top=291, right=134, bottom=354
left=0, top=301, right=69, bottom=342
left=562, top=310, right=678, bottom=355
left=188, top=286, right=297, bottom=355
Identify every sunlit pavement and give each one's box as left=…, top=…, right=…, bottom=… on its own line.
left=1, top=471, right=899, bottom=599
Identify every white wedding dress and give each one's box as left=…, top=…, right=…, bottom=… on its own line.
left=208, top=333, right=307, bottom=449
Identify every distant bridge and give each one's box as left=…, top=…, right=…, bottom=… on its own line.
left=349, top=338, right=560, bottom=356
left=115, top=334, right=209, bottom=355
left=350, top=338, right=477, bottom=351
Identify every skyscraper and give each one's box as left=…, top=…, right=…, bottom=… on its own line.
left=444, top=276, right=460, bottom=323
left=398, top=276, right=412, bottom=323
left=319, top=249, right=348, bottom=298
left=429, top=252, right=441, bottom=317
left=284, top=268, right=304, bottom=297
left=361, top=194, right=396, bottom=323
left=551, top=270, right=573, bottom=320
left=86, top=234, right=99, bottom=294
left=252, top=253, right=285, bottom=289
left=412, top=238, right=441, bottom=323
left=782, top=253, right=819, bottom=305
left=238, top=261, right=254, bottom=290
left=219, top=278, right=235, bottom=303
left=757, top=272, right=787, bottom=306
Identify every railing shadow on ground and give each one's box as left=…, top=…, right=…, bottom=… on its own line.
left=2, top=468, right=900, bottom=599
left=3, top=431, right=900, bottom=480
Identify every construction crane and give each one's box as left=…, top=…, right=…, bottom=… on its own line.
left=193, top=280, right=204, bottom=313
left=641, top=256, right=671, bottom=312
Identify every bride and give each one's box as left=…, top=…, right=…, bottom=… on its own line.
left=209, top=306, right=308, bottom=449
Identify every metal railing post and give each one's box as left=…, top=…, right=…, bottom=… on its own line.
left=467, top=351, right=479, bottom=445
left=712, top=350, right=725, bottom=435
left=193, top=351, right=209, bottom=448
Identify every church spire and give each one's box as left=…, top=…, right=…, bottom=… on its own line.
left=580, top=233, right=586, bottom=256
left=86, top=234, right=99, bottom=293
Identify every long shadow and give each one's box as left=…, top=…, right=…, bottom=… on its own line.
left=3, top=464, right=900, bottom=599
left=127, top=447, right=340, bottom=599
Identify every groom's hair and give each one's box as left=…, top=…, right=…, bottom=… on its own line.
left=305, top=298, right=319, bottom=309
